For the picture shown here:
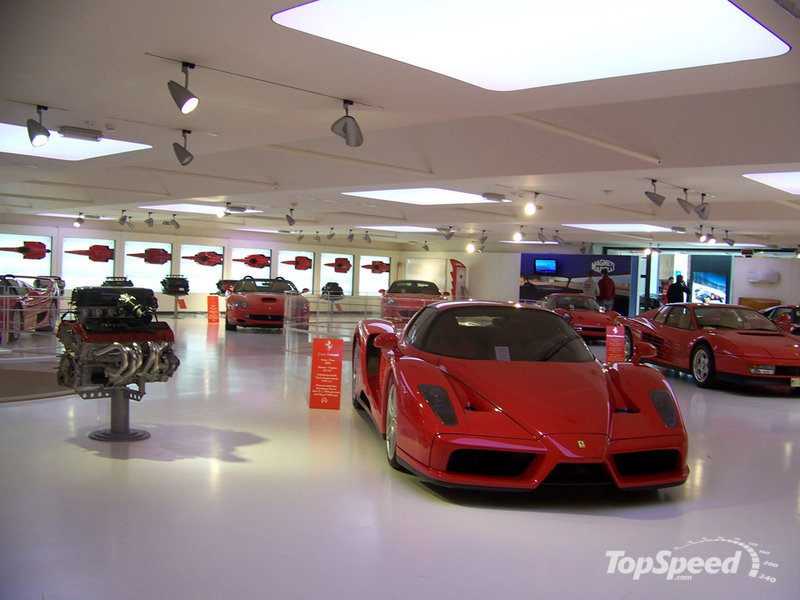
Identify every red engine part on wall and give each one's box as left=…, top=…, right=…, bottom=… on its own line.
left=0, top=241, right=51, bottom=260
left=127, top=248, right=172, bottom=265
left=182, top=251, right=223, bottom=266
left=281, top=256, right=312, bottom=270
left=66, top=245, right=114, bottom=262
left=361, top=260, right=390, bottom=274
left=233, top=254, right=271, bottom=268
left=324, top=257, right=352, bottom=273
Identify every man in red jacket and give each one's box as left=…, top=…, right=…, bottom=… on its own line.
left=597, top=268, right=615, bottom=311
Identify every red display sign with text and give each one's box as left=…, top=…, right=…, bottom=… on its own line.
left=606, top=325, right=626, bottom=363
left=207, top=295, right=219, bottom=323
left=309, top=338, right=343, bottom=410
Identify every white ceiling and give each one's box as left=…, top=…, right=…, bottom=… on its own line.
left=1, top=0, right=799, bottom=252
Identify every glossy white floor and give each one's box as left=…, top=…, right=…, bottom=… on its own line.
left=1, top=316, right=799, bottom=600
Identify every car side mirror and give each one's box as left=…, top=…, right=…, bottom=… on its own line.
left=632, top=341, right=657, bottom=364
left=442, top=291, right=450, bottom=297
left=373, top=332, right=398, bottom=352
left=378, top=288, right=386, bottom=294
left=301, top=288, right=310, bottom=294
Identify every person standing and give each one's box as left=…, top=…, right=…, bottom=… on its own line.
left=582, top=270, right=600, bottom=299
left=666, top=274, right=690, bottom=303
left=597, top=268, right=615, bottom=311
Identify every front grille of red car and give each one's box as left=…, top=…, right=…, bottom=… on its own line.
left=542, top=463, right=612, bottom=485
left=245, top=314, right=282, bottom=322
left=775, top=366, right=800, bottom=376
left=446, top=449, right=535, bottom=477
left=612, top=449, right=680, bottom=477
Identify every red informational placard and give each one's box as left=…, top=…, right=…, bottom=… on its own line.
left=207, top=295, right=219, bottom=323
left=309, top=338, right=343, bottom=410
left=177, top=298, right=187, bottom=309
left=606, top=325, right=626, bottom=363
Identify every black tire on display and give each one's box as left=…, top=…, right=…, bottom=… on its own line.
left=40, top=301, right=58, bottom=331
left=385, top=382, right=402, bottom=470
left=352, top=340, right=363, bottom=409
left=691, top=344, right=716, bottom=388
left=624, top=328, right=634, bottom=361
left=4, top=305, right=22, bottom=343
left=225, top=319, right=236, bottom=331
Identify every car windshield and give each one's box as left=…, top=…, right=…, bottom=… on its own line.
left=694, top=306, right=779, bottom=331
left=412, top=305, right=594, bottom=362
left=387, top=280, right=440, bottom=295
left=555, top=296, right=601, bottom=311
left=234, top=278, right=296, bottom=293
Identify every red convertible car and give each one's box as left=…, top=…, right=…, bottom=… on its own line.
left=539, top=293, right=619, bottom=340
left=1, top=275, right=62, bottom=343
left=380, top=280, right=447, bottom=323
left=760, top=304, right=800, bottom=336
left=352, top=301, right=689, bottom=491
left=618, top=303, right=800, bottom=389
left=224, top=276, right=309, bottom=331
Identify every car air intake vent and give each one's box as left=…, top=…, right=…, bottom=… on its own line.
left=543, top=463, right=611, bottom=485
left=613, top=450, right=679, bottom=476
left=447, top=450, right=534, bottom=477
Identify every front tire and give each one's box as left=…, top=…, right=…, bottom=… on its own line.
left=623, top=328, right=633, bottom=361
left=691, top=344, right=716, bottom=388
left=225, top=318, right=236, bottom=331
left=352, top=340, right=363, bottom=409
left=385, top=382, right=402, bottom=470
left=3, top=305, right=22, bottom=343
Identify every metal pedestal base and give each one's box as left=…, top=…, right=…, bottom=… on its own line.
left=88, top=387, right=150, bottom=442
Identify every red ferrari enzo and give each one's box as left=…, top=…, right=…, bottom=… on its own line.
left=539, top=293, right=619, bottom=340
left=760, top=304, right=800, bottom=336
left=1, top=275, right=62, bottom=343
left=352, top=301, right=689, bottom=491
left=224, top=276, right=309, bottom=331
left=380, top=280, right=446, bottom=323
left=618, top=303, right=800, bottom=389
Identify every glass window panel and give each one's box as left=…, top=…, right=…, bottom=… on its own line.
left=0, top=233, right=52, bottom=276
left=231, top=247, right=272, bottom=280
left=276, top=250, right=314, bottom=292
left=320, top=253, right=354, bottom=295
left=62, top=237, right=114, bottom=289
left=123, top=241, right=172, bottom=291
left=179, top=244, right=224, bottom=294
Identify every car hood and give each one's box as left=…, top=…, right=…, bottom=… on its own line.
left=569, top=310, right=615, bottom=324
left=438, top=358, right=611, bottom=438
left=723, top=331, right=800, bottom=359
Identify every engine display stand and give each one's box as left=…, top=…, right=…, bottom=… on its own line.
left=87, top=387, right=150, bottom=442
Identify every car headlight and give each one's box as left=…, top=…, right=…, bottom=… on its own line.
left=384, top=297, right=397, bottom=306
left=649, top=389, right=678, bottom=428
left=228, top=300, right=248, bottom=309
left=749, top=365, right=776, bottom=375
left=418, top=384, right=458, bottom=426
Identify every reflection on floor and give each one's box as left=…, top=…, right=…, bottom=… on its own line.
left=1, top=317, right=799, bottom=599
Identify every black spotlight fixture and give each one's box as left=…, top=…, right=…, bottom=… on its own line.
left=645, top=179, right=665, bottom=207
left=695, top=193, right=711, bottom=220
left=722, top=230, right=735, bottom=246
left=326, top=228, right=335, bottom=240
left=422, top=241, right=429, bottom=251
left=73, top=212, right=84, bottom=228
left=27, top=105, right=50, bottom=147
left=478, top=230, right=488, bottom=245
left=144, top=212, right=155, bottom=227
left=167, top=62, right=199, bottom=115
left=677, top=188, right=695, bottom=214
left=363, top=230, right=371, bottom=244
left=331, top=99, right=363, bottom=147
left=537, top=228, right=548, bottom=243
left=296, top=230, right=304, bottom=241
left=444, top=226, right=455, bottom=240
left=118, top=210, right=134, bottom=229
left=286, top=208, right=296, bottom=226
left=347, top=229, right=354, bottom=242
left=314, top=231, right=321, bottom=243
left=553, top=230, right=565, bottom=245
left=166, top=213, right=180, bottom=229
left=173, top=129, right=193, bottom=166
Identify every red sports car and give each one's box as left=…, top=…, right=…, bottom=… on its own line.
left=224, top=276, right=309, bottom=331
left=618, top=303, right=800, bottom=389
left=352, top=301, right=689, bottom=491
left=760, top=305, right=800, bottom=336
left=380, top=280, right=446, bottom=323
left=1, top=275, right=62, bottom=343
left=539, top=293, right=619, bottom=340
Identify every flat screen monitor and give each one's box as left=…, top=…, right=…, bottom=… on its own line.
left=534, top=258, right=556, bottom=275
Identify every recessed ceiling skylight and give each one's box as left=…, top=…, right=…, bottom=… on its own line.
left=0, top=123, right=151, bottom=161
left=342, top=188, right=499, bottom=205
left=237, top=228, right=280, bottom=234
left=563, top=224, right=674, bottom=233
left=357, top=225, right=439, bottom=233
left=743, top=171, right=800, bottom=195
left=272, top=0, right=789, bottom=91
left=140, top=203, right=261, bottom=215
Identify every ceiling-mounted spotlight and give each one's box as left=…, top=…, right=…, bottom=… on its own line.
left=363, top=230, right=371, bottom=244
left=796, top=246, right=800, bottom=259
left=553, top=230, right=565, bottom=245
left=444, top=226, right=455, bottom=240
left=697, top=225, right=707, bottom=243
left=644, top=246, right=652, bottom=256
left=422, top=241, right=429, bottom=252
left=537, top=228, right=548, bottom=243
left=326, top=228, right=335, bottom=240
left=286, top=208, right=296, bottom=226
left=27, top=105, right=49, bottom=147
left=144, top=212, right=155, bottom=227
left=314, top=231, right=321, bottom=243
left=118, top=210, right=134, bottom=229
left=347, top=229, right=354, bottom=242
left=722, top=230, right=735, bottom=246
left=73, top=212, right=84, bottom=228
left=296, top=230, right=304, bottom=241
left=478, top=230, right=488, bottom=245
left=478, top=245, right=485, bottom=253
left=331, top=99, right=363, bottom=147
left=523, top=192, right=541, bottom=216
left=466, top=242, right=476, bottom=253
left=513, top=226, right=525, bottom=242
left=167, top=61, right=199, bottom=115
left=707, top=227, right=717, bottom=244
left=695, top=193, right=711, bottom=220
left=173, top=129, right=193, bottom=166
left=645, top=179, right=666, bottom=207
left=167, top=213, right=180, bottom=229
left=676, top=188, right=695, bottom=214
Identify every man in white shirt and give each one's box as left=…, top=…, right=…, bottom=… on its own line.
left=582, top=270, right=599, bottom=299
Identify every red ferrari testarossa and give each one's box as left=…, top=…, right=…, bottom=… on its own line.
left=352, top=301, right=689, bottom=491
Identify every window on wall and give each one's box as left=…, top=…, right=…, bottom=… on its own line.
left=231, top=247, right=271, bottom=280
left=179, top=244, right=224, bottom=294
left=123, top=241, right=172, bottom=291
left=276, top=250, right=313, bottom=292
left=358, top=255, right=391, bottom=295
left=62, top=237, right=115, bottom=289
left=0, top=233, right=52, bottom=277
left=320, top=253, right=353, bottom=295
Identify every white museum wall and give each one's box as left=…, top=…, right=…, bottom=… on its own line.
left=732, top=256, right=800, bottom=305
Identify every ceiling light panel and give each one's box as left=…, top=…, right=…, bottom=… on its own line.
left=358, top=225, right=439, bottom=233
left=0, top=123, right=151, bottom=161
left=743, top=171, right=800, bottom=195
left=563, top=223, right=674, bottom=233
left=342, top=188, right=496, bottom=205
left=272, top=0, right=789, bottom=91
left=140, top=203, right=261, bottom=215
